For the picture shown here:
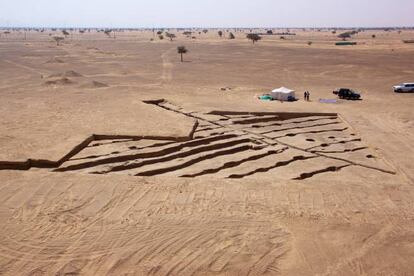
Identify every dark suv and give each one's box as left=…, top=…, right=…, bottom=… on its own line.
left=333, top=88, right=361, bottom=100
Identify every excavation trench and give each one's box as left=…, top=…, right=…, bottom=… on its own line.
left=3, top=99, right=395, bottom=181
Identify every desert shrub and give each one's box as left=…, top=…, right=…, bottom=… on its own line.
left=267, top=30, right=273, bottom=35
left=218, top=31, right=223, bottom=38
left=229, top=32, right=235, bottom=39
left=159, top=35, right=164, bottom=40
left=157, top=31, right=162, bottom=35
left=308, top=41, right=313, bottom=46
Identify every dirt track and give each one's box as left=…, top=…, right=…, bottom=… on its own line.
left=0, top=29, right=414, bottom=275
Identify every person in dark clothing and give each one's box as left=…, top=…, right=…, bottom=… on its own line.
left=307, top=91, right=310, bottom=101
left=304, top=91, right=307, bottom=101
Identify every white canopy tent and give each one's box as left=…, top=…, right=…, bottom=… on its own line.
left=271, top=87, right=296, bottom=101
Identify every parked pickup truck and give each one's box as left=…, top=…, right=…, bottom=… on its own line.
left=393, top=83, right=414, bottom=93
left=333, top=88, right=361, bottom=100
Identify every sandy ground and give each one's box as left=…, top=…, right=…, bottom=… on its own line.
left=0, top=29, right=414, bottom=275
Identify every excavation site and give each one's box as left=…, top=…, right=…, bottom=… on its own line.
left=49, top=100, right=394, bottom=181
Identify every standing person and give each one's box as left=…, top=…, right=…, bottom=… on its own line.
left=304, top=91, right=307, bottom=101
left=307, top=91, right=311, bottom=101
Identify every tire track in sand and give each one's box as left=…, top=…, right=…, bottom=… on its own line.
left=161, top=49, right=174, bottom=83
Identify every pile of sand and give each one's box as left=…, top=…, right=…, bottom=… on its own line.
left=43, top=77, right=74, bottom=86
left=45, top=57, right=65, bottom=64
left=80, top=81, right=109, bottom=88
left=47, top=70, right=83, bottom=78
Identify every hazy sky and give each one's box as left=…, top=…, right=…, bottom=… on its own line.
left=1, top=0, right=413, bottom=28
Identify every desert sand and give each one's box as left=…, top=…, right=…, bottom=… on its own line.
left=0, top=28, right=414, bottom=275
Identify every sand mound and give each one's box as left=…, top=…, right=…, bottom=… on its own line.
left=45, top=57, right=65, bottom=64
left=48, top=70, right=83, bottom=78
left=43, top=77, right=74, bottom=86
left=81, top=81, right=109, bottom=89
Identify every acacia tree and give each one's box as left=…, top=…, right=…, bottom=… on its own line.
left=177, top=46, right=188, bottom=62
left=338, top=32, right=351, bottom=40
left=104, top=29, right=115, bottom=39
left=165, top=32, right=176, bottom=41
left=246, top=33, right=262, bottom=44
left=338, top=30, right=358, bottom=41
left=53, top=36, right=64, bottom=46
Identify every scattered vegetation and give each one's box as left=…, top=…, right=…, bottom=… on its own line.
left=218, top=31, right=223, bottom=38
left=229, top=32, right=235, bottom=39
left=307, top=41, right=313, bottom=46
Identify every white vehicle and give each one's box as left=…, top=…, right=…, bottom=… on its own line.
left=393, top=83, right=414, bottom=93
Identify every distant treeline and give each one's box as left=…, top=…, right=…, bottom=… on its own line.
left=1, top=27, right=413, bottom=32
